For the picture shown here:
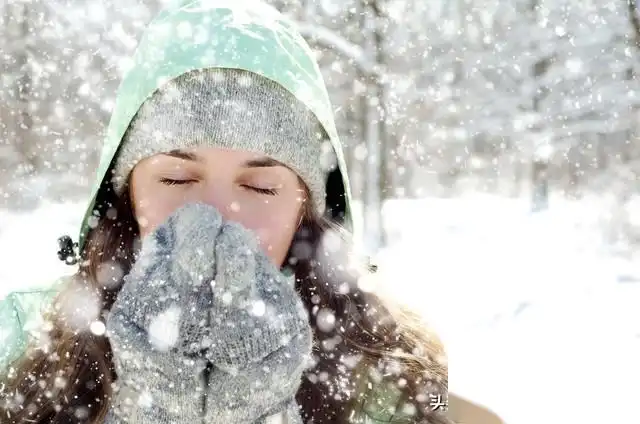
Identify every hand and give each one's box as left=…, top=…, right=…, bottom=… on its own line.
left=105, top=202, right=222, bottom=422
left=204, top=220, right=313, bottom=422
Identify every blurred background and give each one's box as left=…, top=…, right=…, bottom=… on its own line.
left=2, top=0, right=640, bottom=422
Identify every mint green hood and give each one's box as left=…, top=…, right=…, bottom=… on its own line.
left=78, top=0, right=352, bottom=250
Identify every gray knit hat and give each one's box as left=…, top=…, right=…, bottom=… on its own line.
left=112, top=68, right=328, bottom=215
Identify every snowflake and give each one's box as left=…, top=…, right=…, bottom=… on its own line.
left=148, top=306, right=181, bottom=351
left=315, top=308, right=336, bottom=332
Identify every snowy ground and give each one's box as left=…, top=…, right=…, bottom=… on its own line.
left=2, top=194, right=640, bottom=423
left=362, top=194, right=640, bottom=424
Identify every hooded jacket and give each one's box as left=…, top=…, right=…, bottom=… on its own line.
left=1, top=0, right=352, bottom=374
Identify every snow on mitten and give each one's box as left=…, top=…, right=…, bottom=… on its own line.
left=204, top=221, right=313, bottom=423
left=105, top=203, right=223, bottom=423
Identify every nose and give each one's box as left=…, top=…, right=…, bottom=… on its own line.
left=192, top=181, right=240, bottom=222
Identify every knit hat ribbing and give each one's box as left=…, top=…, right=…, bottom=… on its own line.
left=112, top=68, right=328, bottom=216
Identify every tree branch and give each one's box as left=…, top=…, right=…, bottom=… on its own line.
left=627, top=0, right=640, bottom=50
left=294, top=22, right=387, bottom=80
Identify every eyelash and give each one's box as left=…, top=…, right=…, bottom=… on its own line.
left=159, top=178, right=196, bottom=186
left=247, top=186, right=278, bottom=196
left=159, top=178, right=278, bottom=196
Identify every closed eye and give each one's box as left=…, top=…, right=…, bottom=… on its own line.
left=242, top=185, right=278, bottom=196
left=159, top=177, right=197, bottom=186
left=159, top=178, right=277, bottom=195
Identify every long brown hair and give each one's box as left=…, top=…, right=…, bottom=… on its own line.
left=0, top=178, right=450, bottom=423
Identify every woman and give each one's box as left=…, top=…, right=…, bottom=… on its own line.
left=0, top=1, right=450, bottom=423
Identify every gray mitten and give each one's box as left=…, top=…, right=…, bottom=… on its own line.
left=204, top=221, right=313, bottom=423
left=105, top=202, right=223, bottom=423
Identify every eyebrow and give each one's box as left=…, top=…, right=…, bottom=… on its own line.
left=162, top=150, right=201, bottom=162
left=243, top=157, right=284, bottom=168
left=161, top=149, right=285, bottom=168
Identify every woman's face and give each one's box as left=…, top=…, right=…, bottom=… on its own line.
left=129, top=147, right=307, bottom=267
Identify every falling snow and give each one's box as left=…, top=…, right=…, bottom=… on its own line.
left=56, top=283, right=101, bottom=331
left=250, top=299, right=266, bottom=317
left=96, top=261, right=125, bottom=290
left=2, top=1, right=640, bottom=424
left=147, top=306, right=181, bottom=352
left=315, top=308, right=336, bottom=333
left=90, top=320, right=106, bottom=336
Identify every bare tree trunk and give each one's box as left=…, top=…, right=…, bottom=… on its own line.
left=531, top=158, right=549, bottom=210
left=528, top=0, right=553, bottom=209
left=628, top=0, right=640, bottom=48
left=5, top=0, right=37, bottom=174
left=361, top=0, right=383, bottom=254
left=372, top=0, right=388, bottom=247
left=16, top=1, right=36, bottom=172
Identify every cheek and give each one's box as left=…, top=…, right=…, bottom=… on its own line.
left=243, top=210, right=299, bottom=265
left=133, top=194, right=186, bottom=238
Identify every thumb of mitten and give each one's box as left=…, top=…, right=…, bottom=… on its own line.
left=213, top=221, right=258, bottom=297
left=109, top=202, right=223, bottom=355
left=162, top=202, right=224, bottom=283
left=208, top=221, right=311, bottom=370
